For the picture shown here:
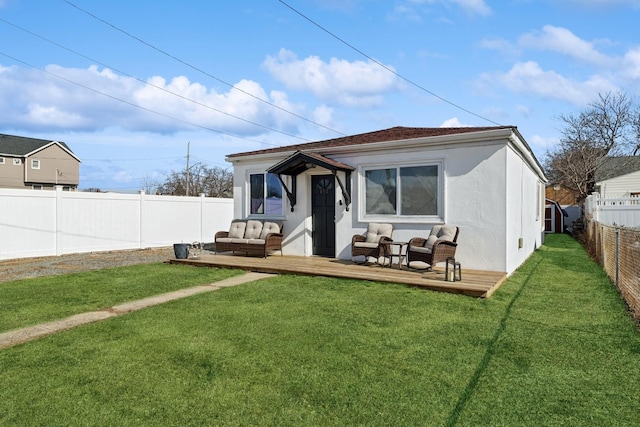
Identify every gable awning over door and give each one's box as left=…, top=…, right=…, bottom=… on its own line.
left=267, top=151, right=354, bottom=212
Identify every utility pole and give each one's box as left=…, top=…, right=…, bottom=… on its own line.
left=186, top=141, right=190, bottom=196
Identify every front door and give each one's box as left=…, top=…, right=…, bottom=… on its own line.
left=312, top=175, right=335, bottom=257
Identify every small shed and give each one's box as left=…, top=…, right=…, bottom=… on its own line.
left=545, top=198, right=567, bottom=233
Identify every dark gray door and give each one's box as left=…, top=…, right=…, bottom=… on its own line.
left=312, top=175, right=335, bottom=257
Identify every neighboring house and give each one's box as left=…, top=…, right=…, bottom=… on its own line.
left=594, top=156, right=640, bottom=198
left=0, top=134, right=80, bottom=190
left=226, top=126, right=547, bottom=275
left=545, top=184, right=581, bottom=232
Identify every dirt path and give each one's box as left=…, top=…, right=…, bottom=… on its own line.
left=0, top=272, right=274, bottom=351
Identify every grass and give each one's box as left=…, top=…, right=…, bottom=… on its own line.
left=1, top=234, right=639, bottom=426
left=0, top=263, right=242, bottom=332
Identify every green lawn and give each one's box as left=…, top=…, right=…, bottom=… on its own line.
left=0, top=263, right=242, bottom=332
left=1, top=234, right=639, bottom=426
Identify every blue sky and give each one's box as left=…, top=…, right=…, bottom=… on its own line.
left=1, top=0, right=639, bottom=191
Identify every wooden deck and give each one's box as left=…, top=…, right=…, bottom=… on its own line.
left=169, top=253, right=507, bottom=298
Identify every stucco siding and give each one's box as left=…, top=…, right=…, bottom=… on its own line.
left=505, top=147, right=544, bottom=273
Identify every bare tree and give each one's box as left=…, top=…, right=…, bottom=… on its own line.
left=544, top=91, right=639, bottom=201
left=141, top=176, right=161, bottom=195
left=157, top=163, right=232, bottom=197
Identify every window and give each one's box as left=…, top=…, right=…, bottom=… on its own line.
left=31, top=159, right=40, bottom=169
left=0, top=157, right=4, bottom=164
left=32, top=184, right=43, bottom=190
left=249, top=172, right=283, bottom=215
left=362, top=162, right=441, bottom=220
left=13, top=158, right=22, bottom=166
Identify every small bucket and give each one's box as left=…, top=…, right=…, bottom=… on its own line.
left=173, top=243, right=190, bottom=259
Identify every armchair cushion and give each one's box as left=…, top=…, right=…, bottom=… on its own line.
left=425, top=225, right=457, bottom=250
left=365, top=223, right=393, bottom=243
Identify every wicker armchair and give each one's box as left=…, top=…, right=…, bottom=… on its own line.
left=407, top=225, right=459, bottom=269
left=351, top=223, right=393, bottom=263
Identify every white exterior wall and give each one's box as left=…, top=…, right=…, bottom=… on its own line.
left=505, top=148, right=545, bottom=273
left=230, top=132, right=545, bottom=274
left=0, top=188, right=234, bottom=260
left=597, top=169, right=640, bottom=198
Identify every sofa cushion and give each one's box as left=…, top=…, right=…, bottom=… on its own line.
left=231, top=238, right=249, bottom=244
left=365, top=223, right=393, bottom=243
left=216, top=237, right=233, bottom=243
left=260, top=221, right=281, bottom=239
left=228, top=220, right=247, bottom=239
left=248, top=239, right=266, bottom=244
left=424, top=235, right=439, bottom=250
left=244, top=220, right=264, bottom=239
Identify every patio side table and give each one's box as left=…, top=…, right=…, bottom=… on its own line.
left=380, top=242, right=408, bottom=269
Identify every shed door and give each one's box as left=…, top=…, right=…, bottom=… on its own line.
left=312, top=175, right=335, bottom=257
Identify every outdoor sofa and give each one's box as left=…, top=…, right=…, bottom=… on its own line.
left=214, top=219, right=283, bottom=257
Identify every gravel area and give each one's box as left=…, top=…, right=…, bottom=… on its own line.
left=0, top=247, right=176, bottom=283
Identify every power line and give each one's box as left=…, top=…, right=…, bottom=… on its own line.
left=61, top=0, right=346, bottom=137
left=0, top=17, right=310, bottom=143
left=278, top=0, right=502, bottom=126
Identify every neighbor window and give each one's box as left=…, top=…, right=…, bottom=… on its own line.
left=363, top=162, right=441, bottom=220
left=249, top=172, right=283, bottom=215
left=0, top=157, right=4, bottom=164
left=32, top=184, right=43, bottom=190
left=13, top=158, right=22, bottom=166
left=31, top=159, right=40, bottom=169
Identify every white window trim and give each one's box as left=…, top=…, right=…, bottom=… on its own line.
left=358, top=159, right=444, bottom=224
left=31, top=159, right=40, bottom=169
left=13, top=158, right=22, bottom=166
left=245, top=170, right=286, bottom=219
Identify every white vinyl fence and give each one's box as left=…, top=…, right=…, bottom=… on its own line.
left=585, top=193, right=640, bottom=229
left=0, top=187, right=234, bottom=261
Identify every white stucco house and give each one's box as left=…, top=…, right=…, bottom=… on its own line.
left=226, top=126, right=547, bottom=275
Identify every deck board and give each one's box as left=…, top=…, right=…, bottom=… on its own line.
left=169, top=253, right=507, bottom=298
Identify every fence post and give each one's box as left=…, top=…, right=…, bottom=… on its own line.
left=615, top=228, right=620, bottom=287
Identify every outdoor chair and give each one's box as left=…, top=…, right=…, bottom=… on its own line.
left=351, top=223, right=393, bottom=264
left=407, top=225, right=459, bottom=270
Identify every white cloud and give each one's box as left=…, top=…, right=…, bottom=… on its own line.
left=529, top=134, right=559, bottom=151
left=262, top=49, right=401, bottom=108
left=519, top=25, right=614, bottom=67
left=622, top=47, right=640, bottom=79
left=481, top=61, right=618, bottom=106
left=0, top=63, right=301, bottom=135
left=440, top=117, right=470, bottom=127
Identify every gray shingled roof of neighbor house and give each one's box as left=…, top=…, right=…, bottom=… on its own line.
left=0, top=134, right=75, bottom=156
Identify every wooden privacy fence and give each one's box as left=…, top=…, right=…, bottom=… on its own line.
left=0, top=187, right=234, bottom=261
left=585, top=219, right=640, bottom=324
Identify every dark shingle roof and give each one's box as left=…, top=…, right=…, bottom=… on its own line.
left=0, top=134, right=75, bottom=156
left=595, top=156, right=640, bottom=181
left=227, top=126, right=515, bottom=158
